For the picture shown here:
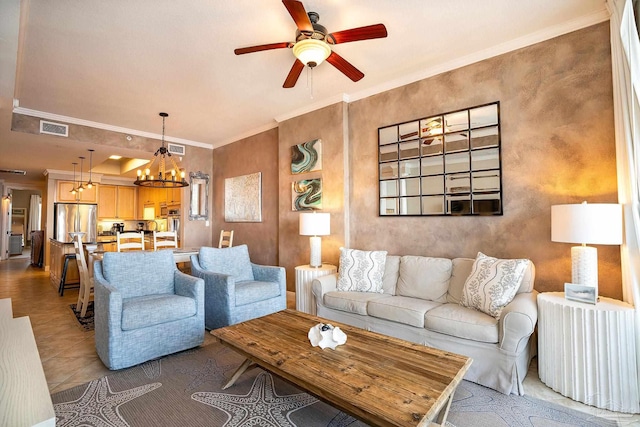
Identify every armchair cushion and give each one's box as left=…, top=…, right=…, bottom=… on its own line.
left=101, top=251, right=176, bottom=299
left=236, top=280, right=281, bottom=306
left=199, top=245, right=254, bottom=282
left=121, top=294, right=196, bottom=331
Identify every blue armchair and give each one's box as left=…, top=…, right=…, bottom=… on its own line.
left=93, top=250, right=204, bottom=370
left=190, top=244, right=286, bottom=330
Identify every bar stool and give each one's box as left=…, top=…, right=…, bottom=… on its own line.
left=58, top=253, right=80, bottom=296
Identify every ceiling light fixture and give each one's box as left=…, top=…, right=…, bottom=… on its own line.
left=77, top=156, right=85, bottom=192
left=86, top=149, right=94, bottom=189
left=292, top=39, right=331, bottom=68
left=135, top=112, right=188, bottom=188
left=69, top=162, right=78, bottom=195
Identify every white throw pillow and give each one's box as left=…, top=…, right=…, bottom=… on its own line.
left=337, top=248, right=387, bottom=293
left=460, top=252, right=530, bottom=318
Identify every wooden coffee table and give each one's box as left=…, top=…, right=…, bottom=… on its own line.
left=210, top=309, right=472, bottom=427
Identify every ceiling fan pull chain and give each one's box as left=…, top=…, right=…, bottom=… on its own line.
left=307, top=66, right=315, bottom=99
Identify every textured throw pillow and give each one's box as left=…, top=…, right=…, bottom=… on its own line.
left=460, top=252, right=530, bottom=319
left=337, top=248, right=387, bottom=293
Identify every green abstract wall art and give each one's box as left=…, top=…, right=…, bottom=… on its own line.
left=292, top=178, right=322, bottom=211
left=291, top=139, right=322, bottom=174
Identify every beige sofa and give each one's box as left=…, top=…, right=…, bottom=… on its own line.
left=312, top=255, right=538, bottom=395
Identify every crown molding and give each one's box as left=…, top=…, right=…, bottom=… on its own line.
left=12, top=103, right=214, bottom=150
left=347, top=8, right=610, bottom=103
left=273, top=93, right=350, bottom=123
left=213, top=121, right=279, bottom=148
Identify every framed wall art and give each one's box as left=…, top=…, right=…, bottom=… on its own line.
left=292, top=178, right=322, bottom=211
left=291, top=139, right=322, bottom=174
left=224, top=172, right=262, bottom=222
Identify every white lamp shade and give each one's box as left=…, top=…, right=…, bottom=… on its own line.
left=299, top=212, right=330, bottom=236
left=551, top=203, right=622, bottom=245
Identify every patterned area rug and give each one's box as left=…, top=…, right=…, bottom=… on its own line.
left=51, top=341, right=615, bottom=427
left=68, top=302, right=94, bottom=331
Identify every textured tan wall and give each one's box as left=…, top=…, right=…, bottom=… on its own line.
left=278, top=103, right=347, bottom=291
left=349, top=22, right=621, bottom=299
left=211, top=128, right=280, bottom=266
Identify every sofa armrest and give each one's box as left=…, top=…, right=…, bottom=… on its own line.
left=252, top=264, right=287, bottom=296
left=190, top=256, right=235, bottom=308
left=498, top=290, right=539, bottom=353
left=174, top=270, right=204, bottom=312
left=93, top=261, right=124, bottom=348
left=311, top=273, right=338, bottom=303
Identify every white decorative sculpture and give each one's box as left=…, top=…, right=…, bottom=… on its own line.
left=308, top=323, right=347, bottom=350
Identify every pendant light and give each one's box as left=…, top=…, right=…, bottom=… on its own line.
left=77, top=156, right=85, bottom=192
left=69, top=162, right=78, bottom=195
left=134, top=112, right=188, bottom=188
left=86, top=149, right=94, bottom=189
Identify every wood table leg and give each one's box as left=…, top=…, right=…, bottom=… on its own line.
left=433, top=391, right=455, bottom=426
left=222, top=359, right=256, bottom=390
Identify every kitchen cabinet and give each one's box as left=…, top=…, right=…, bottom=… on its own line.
left=137, top=187, right=181, bottom=218
left=49, top=239, right=78, bottom=288
left=167, top=187, right=182, bottom=206
left=57, top=181, right=97, bottom=203
left=98, top=185, right=137, bottom=219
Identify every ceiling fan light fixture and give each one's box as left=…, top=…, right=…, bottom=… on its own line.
left=293, top=39, right=330, bottom=67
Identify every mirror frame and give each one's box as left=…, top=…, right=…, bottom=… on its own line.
left=189, top=171, right=210, bottom=221
left=378, top=101, right=502, bottom=217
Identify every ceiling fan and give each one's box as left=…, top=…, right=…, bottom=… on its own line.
left=234, top=0, right=387, bottom=88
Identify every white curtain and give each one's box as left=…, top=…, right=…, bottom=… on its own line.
left=27, top=194, right=41, bottom=236
left=608, top=0, right=640, bottom=395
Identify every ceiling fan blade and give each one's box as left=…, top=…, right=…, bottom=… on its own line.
left=326, top=51, right=364, bottom=82
left=328, top=24, right=388, bottom=44
left=234, top=42, right=291, bottom=55
left=283, top=59, right=305, bottom=88
left=282, top=0, right=313, bottom=33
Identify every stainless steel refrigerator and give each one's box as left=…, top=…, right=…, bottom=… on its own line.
left=53, top=203, right=98, bottom=243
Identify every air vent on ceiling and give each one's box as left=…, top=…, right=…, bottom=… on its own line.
left=40, top=120, right=69, bottom=137
left=0, top=169, right=26, bottom=175
left=167, top=143, right=185, bottom=156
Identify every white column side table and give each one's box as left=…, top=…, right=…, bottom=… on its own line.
left=295, top=264, right=337, bottom=315
left=537, top=292, right=639, bottom=413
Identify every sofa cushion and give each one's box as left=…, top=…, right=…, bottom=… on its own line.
left=235, top=280, right=280, bottom=306
left=102, top=251, right=176, bottom=299
left=337, top=248, right=387, bottom=293
left=323, top=291, right=390, bottom=315
left=121, top=294, right=196, bottom=331
left=425, top=303, right=498, bottom=344
left=447, top=258, right=475, bottom=304
left=199, top=244, right=254, bottom=282
left=382, top=255, right=400, bottom=295
left=368, top=296, right=441, bottom=328
left=396, top=256, right=451, bottom=302
left=460, top=252, right=530, bottom=318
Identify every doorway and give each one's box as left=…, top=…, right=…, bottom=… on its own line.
left=1, top=188, right=42, bottom=261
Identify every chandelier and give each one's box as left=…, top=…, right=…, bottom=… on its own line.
left=134, top=112, right=188, bottom=188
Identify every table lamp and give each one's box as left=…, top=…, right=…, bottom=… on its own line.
left=551, top=201, right=622, bottom=291
left=299, top=212, right=330, bottom=268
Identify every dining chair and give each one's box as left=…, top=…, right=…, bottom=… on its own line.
left=153, top=230, right=178, bottom=250
left=73, top=237, right=94, bottom=317
left=116, top=231, right=145, bottom=252
left=218, top=230, right=234, bottom=248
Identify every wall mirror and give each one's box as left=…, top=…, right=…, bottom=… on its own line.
left=189, top=171, right=209, bottom=220
left=378, top=101, right=502, bottom=216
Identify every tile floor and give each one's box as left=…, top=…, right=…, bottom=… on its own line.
left=1, top=256, right=638, bottom=425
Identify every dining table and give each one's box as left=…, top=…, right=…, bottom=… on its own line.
left=87, top=247, right=199, bottom=275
